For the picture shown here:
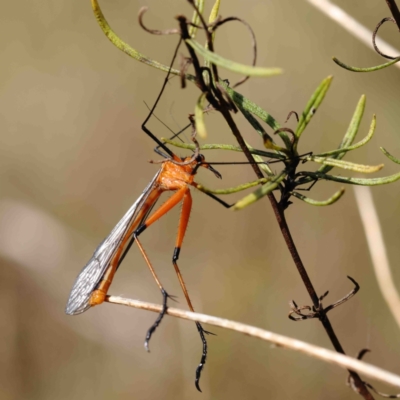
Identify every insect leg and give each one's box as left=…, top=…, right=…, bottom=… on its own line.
left=172, top=188, right=210, bottom=392
left=134, top=188, right=187, bottom=350
left=134, top=236, right=170, bottom=352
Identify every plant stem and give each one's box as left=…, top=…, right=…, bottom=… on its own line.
left=214, top=75, right=374, bottom=400
left=217, top=106, right=374, bottom=398
left=269, top=194, right=374, bottom=399
left=106, top=295, right=400, bottom=389
left=180, top=5, right=373, bottom=397
left=385, top=0, right=400, bottom=30
left=219, top=110, right=374, bottom=399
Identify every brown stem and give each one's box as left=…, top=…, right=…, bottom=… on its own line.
left=207, top=85, right=373, bottom=399
left=219, top=116, right=373, bottom=398
left=268, top=194, right=374, bottom=399
left=385, top=0, right=400, bottom=31
left=218, top=102, right=372, bottom=398
left=178, top=9, right=373, bottom=399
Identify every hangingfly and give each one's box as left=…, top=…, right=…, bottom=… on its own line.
left=66, top=119, right=225, bottom=391
left=66, top=38, right=236, bottom=392
left=65, top=150, right=221, bottom=316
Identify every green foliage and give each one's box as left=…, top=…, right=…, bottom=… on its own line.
left=90, top=0, right=400, bottom=211
left=229, top=78, right=400, bottom=210
left=333, top=56, right=400, bottom=72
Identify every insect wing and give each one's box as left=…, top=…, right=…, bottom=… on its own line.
left=65, top=172, right=160, bottom=315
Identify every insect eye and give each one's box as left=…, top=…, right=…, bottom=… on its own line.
left=196, top=154, right=205, bottom=163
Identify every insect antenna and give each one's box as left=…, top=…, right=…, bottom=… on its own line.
left=141, top=37, right=184, bottom=159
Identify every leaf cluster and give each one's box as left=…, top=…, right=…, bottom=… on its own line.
left=90, top=0, right=400, bottom=214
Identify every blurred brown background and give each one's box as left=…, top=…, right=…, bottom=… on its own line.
left=1, top=1, right=400, bottom=399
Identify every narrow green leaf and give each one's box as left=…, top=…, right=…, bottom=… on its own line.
left=226, top=86, right=293, bottom=149
left=186, top=38, right=283, bottom=77
left=333, top=56, right=400, bottom=72
left=209, top=0, right=221, bottom=23
left=226, top=87, right=280, bottom=131
left=236, top=102, right=273, bottom=141
left=296, top=76, right=333, bottom=139
left=248, top=141, right=275, bottom=176
left=189, top=0, right=205, bottom=38
left=318, top=95, right=366, bottom=174
left=381, top=148, right=400, bottom=165
left=232, top=171, right=288, bottom=210
left=299, top=171, right=400, bottom=186
left=306, top=155, right=383, bottom=173
left=197, top=177, right=270, bottom=195
left=233, top=103, right=287, bottom=154
left=316, top=115, right=376, bottom=157
left=91, top=0, right=184, bottom=76
left=207, top=0, right=221, bottom=47
left=339, top=95, right=366, bottom=148
left=233, top=100, right=285, bottom=154
left=161, top=138, right=285, bottom=160
left=194, top=93, right=208, bottom=138
left=292, top=188, right=345, bottom=206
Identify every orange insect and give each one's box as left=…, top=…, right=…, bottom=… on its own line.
left=66, top=49, right=229, bottom=390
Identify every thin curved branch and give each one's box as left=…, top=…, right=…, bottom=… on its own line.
left=105, top=295, right=400, bottom=389
left=211, top=16, right=258, bottom=88
left=305, top=0, right=400, bottom=70
left=333, top=56, right=400, bottom=72
left=138, top=7, right=180, bottom=35
left=373, top=17, right=399, bottom=59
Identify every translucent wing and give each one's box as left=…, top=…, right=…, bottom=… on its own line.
left=65, top=171, right=160, bottom=315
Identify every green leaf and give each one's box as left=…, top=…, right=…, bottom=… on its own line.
left=196, top=177, right=270, bottom=195
left=381, top=148, right=400, bottom=165
left=189, top=0, right=205, bottom=38
left=316, top=115, right=376, bottom=157
left=194, top=93, right=208, bottom=138
left=236, top=102, right=273, bottom=142
left=306, top=155, right=383, bottom=173
left=161, top=138, right=285, bottom=159
left=208, top=0, right=221, bottom=46
left=296, top=76, right=333, bottom=139
left=185, top=38, right=283, bottom=77
left=226, top=87, right=280, bottom=131
left=299, top=171, right=400, bottom=186
left=232, top=171, right=288, bottom=210
left=209, top=0, right=221, bottom=24
left=248, top=141, right=276, bottom=176
left=318, top=95, right=366, bottom=174
left=339, top=95, right=366, bottom=148
left=226, top=86, right=293, bottom=150
left=333, top=56, right=400, bottom=72
left=232, top=100, right=287, bottom=153
left=91, top=0, right=185, bottom=76
left=292, top=188, right=345, bottom=206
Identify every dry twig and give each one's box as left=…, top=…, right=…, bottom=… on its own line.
left=106, top=295, right=400, bottom=389
left=305, top=0, right=400, bottom=65
left=354, top=186, right=400, bottom=330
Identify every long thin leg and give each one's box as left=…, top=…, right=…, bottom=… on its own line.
left=172, top=189, right=209, bottom=392
left=172, top=189, right=194, bottom=310
left=134, top=235, right=170, bottom=352
left=141, top=38, right=183, bottom=159
left=133, top=188, right=188, bottom=350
